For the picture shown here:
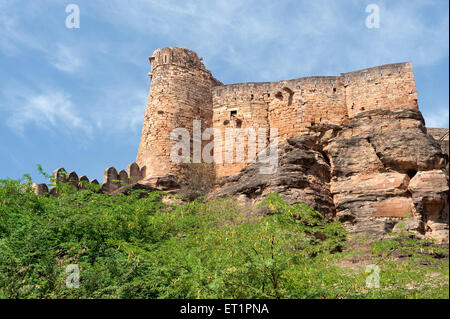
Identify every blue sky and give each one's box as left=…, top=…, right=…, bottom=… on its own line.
left=0, top=0, right=448, bottom=184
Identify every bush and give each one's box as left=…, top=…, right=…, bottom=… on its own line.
left=0, top=175, right=447, bottom=299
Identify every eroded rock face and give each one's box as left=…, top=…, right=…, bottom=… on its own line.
left=324, top=109, right=448, bottom=239
left=212, top=109, right=449, bottom=240
left=408, top=170, right=449, bottom=240
left=211, top=134, right=335, bottom=219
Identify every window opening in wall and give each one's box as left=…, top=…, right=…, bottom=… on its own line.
left=347, top=75, right=350, bottom=83
left=314, top=80, right=317, bottom=87
left=361, top=106, right=365, bottom=111
left=363, top=72, right=367, bottom=79
left=297, top=81, right=301, bottom=87
left=330, top=80, right=334, bottom=86
left=275, top=91, right=283, bottom=99
left=223, top=120, right=230, bottom=125
left=250, top=94, right=254, bottom=100
left=164, top=55, right=167, bottom=63
left=233, top=87, right=238, bottom=93
left=397, top=66, right=401, bottom=73
left=265, top=85, right=269, bottom=92
left=230, top=110, right=237, bottom=116
left=380, top=68, right=383, bottom=76
left=333, top=87, right=337, bottom=93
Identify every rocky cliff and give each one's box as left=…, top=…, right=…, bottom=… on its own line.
left=211, top=109, right=449, bottom=240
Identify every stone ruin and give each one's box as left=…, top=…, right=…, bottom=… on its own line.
left=32, top=162, right=145, bottom=196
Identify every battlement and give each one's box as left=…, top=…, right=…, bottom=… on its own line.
left=138, top=48, right=419, bottom=179
left=149, top=47, right=210, bottom=75
left=341, top=62, right=411, bottom=81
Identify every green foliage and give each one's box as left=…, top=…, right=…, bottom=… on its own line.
left=0, top=178, right=447, bottom=299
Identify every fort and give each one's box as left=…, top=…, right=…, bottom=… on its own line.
left=33, top=47, right=448, bottom=240
left=136, top=47, right=418, bottom=179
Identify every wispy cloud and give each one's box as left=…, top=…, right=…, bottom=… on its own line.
left=422, top=106, right=450, bottom=128
left=0, top=3, right=86, bottom=74
left=48, top=44, right=84, bottom=73
left=2, top=89, right=92, bottom=136
left=0, top=0, right=448, bottom=143
left=88, top=0, right=449, bottom=82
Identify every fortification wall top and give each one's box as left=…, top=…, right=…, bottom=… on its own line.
left=213, top=75, right=343, bottom=99
left=213, top=62, right=412, bottom=98
left=149, top=47, right=210, bottom=73
left=341, top=62, right=412, bottom=82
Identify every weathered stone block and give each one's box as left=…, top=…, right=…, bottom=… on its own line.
left=102, top=167, right=120, bottom=194
left=53, top=168, right=67, bottom=183
left=374, top=197, right=414, bottom=217
left=126, top=162, right=142, bottom=183
left=118, top=170, right=129, bottom=185
left=32, top=183, right=48, bottom=195
left=68, top=171, right=79, bottom=188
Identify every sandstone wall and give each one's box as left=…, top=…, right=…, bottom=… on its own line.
left=137, top=48, right=418, bottom=181
left=136, top=47, right=221, bottom=178
left=212, top=76, right=348, bottom=177
left=211, top=63, right=413, bottom=178
left=343, top=62, right=418, bottom=118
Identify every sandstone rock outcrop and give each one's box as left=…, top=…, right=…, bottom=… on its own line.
left=212, top=109, right=449, bottom=240
left=324, top=110, right=448, bottom=238
left=211, top=134, right=335, bottom=219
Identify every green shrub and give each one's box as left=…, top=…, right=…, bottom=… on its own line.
left=0, top=174, right=447, bottom=299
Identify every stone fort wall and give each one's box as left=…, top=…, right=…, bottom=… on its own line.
left=137, top=47, right=419, bottom=179
left=136, top=47, right=221, bottom=178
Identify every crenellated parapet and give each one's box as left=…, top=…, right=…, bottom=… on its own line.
left=32, top=163, right=145, bottom=196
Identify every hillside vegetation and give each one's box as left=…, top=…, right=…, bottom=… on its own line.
left=0, top=174, right=448, bottom=299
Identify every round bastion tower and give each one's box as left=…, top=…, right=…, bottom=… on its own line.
left=136, top=47, right=221, bottom=179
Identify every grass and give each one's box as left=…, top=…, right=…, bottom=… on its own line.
left=0, top=175, right=448, bottom=299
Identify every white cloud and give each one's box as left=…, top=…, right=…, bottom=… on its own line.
left=422, top=106, right=449, bottom=128
left=0, top=4, right=85, bottom=74
left=85, top=0, right=448, bottom=83
left=3, top=90, right=92, bottom=136
left=48, top=44, right=84, bottom=73
left=0, top=0, right=447, bottom=136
